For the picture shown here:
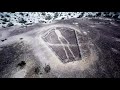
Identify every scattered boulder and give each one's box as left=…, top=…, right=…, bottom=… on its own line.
left=17, top=61, right=26, bottom=69
left=7, top=22, right=14, bottom=27
left=1, top=39, right=7, bottom=42
left=44, top=65, right=51, bottom=73
left=34, top=67, right=40, bottom=74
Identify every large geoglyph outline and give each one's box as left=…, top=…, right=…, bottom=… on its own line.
left=41, top=26, right=83, bottom=63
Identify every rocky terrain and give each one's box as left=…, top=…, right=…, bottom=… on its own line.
left=0, top=12, right=120, bottom=28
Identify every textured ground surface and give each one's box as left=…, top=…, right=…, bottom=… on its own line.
left=0, top=17, right=120, bottom=78
left=0, top=12, right=120, bottom=28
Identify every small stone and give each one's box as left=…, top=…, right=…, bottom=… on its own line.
left=68, top=13, right=71, bottom=15
left=0, top=15, right=4, bottom=18
left=2, top=22, right=6, bottom=24
left=19, top=12, right=24, bottom=16
left=113, top=15, right=119, bottom=19
left=61, top=17, right=65, bottom=20
left=5, top=14, right=10, bottom=17
left=45, top=15, right=52, bottom=20
left=1, top=40, right=5, bottom=42
left=7, top=22, right=14, bottom=27
left=1, top=39, right=7, bottom=42
left=54, top=12, right=59, bottom=18
left=41, top=12, right=46, bottom=16
left=20, top=38, right=23, bottom=40
left=77, top=12, right=84, bottom=18
left=17, top=61, right=26, bottom=69
left=96, top=13, right=101, bottom=17
left=19, top=18, right=27, bottom=23
left=26, top=14, right=29, bottom=16
left=2, top=18, right=9, bottom=22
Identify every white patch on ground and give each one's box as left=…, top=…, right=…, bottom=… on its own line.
left=111, top=48, right=120, bottom=54
left=110, top=22, right=119, bottom=26
left=83, top=31, right=87, bottom=35
left=113, top=37, right=120, bottom=42
left=90, top=25, right=96, bottom=27
left=12, top=69, right=27, bottom=78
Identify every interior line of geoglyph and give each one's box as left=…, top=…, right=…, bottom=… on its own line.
left=54, top=29, right=76, bottom=59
